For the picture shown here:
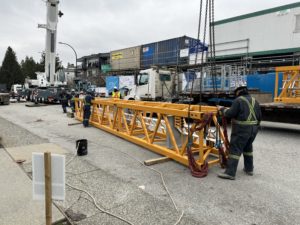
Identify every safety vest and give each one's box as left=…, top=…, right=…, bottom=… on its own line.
left=112, top=91, right=120, bottom=99
left=84, top=96, right=92, bottom=106
left=62, top=94, right=67, bottom=101
left=233, top=96, right=258, bottom=125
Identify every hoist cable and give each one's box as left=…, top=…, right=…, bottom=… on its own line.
left=186, top=0, right=211, bottom=178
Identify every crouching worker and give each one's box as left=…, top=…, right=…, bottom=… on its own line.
left=83, top=91, right=94, bottom=127
left=217, top=86, right=262, bottom=180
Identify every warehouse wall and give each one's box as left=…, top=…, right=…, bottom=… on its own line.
left=214, top=4, right=300, bottom=57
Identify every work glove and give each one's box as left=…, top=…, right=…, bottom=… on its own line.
left=217, top=105, right=224, bottom=116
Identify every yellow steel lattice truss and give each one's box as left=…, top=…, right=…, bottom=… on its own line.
left=274, top=66, right=300, bottom=104
left=74, top=99, right=228, bottom=170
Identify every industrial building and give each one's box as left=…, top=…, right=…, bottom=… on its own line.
left=213, top=2, right=300, bottom=72
left=78, top=53, right=110, bottom=77
left=76, top=2, right=300, bottom=86
left=1, top=1, right=300, bottom=225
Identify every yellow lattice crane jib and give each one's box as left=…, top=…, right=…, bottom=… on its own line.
left=274, top=66, right=300, bottom=104
left=74, top=98, right=228, bottom=172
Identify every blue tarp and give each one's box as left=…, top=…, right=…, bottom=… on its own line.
left=247, top=73, right=283, bottom=98
left=106, top=76, right=119, bottom=93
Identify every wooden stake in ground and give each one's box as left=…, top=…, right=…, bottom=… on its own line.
left=44, top=152, right=52, bottom=225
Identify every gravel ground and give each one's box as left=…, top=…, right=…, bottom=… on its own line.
left=0, top=116, right=47, bottom=147
left=0, top=103, right=300, bottom=225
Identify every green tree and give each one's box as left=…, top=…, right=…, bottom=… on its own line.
left=0, top=47, right=24, bottom=88
left=21, top=56, right=38, bottom=79
left=36, top=52, right=62, bottom=72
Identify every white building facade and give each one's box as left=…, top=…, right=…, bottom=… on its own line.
left=213, top=2, right=300, bottom=58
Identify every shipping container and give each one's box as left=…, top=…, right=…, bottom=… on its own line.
left=110, top=46, right=141, bottom=71
left=141, top=36, right=207, bottom=69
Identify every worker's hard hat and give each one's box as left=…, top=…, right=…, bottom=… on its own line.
left=114, top=86, right=118, bottom=90
left=71, top=89, right=75, bottom=92
left=234, top=85, right=248, bottom=95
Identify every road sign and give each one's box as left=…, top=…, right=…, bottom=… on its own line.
left=32, top=152, right=65, bottom=201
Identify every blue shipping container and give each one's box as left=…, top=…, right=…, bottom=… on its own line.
left=106, top=76, right=119, bottom=93
left=141, top=36, right=207, bottom=69
left=247, top=73, right=283, bottom=98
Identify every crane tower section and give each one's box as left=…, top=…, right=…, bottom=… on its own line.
left=38, top=0, right=60, bottom=85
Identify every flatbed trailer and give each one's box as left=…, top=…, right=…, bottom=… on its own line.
left=261, top=66, right=300, bottom=124
left=260, top=102, right=300, bottom=124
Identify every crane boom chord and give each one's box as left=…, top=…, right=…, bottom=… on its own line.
left=74, top=99, right=228, bottom=172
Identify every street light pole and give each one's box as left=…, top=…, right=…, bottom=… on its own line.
left=58, top=42, right=78, bottom=78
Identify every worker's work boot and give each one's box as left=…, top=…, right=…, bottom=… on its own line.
left=217, top=172, right=235, bottom=180
left=243, top=168, right=254, bottom=176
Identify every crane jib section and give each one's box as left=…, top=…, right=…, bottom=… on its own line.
left=74, top=99, right=228, bottom=171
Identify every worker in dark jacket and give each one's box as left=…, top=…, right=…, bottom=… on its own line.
left=70, top=89, right=76, bottom=113
left=217, top=86, right=262, bottom=180
left=112, top=86, right=121, bottom=99
left=83, top=91, right=94, bottom=127
left=59, top=88, right=69, bottom=113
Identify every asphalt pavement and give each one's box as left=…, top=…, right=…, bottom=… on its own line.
left=0, top=103, right=299, bottom=225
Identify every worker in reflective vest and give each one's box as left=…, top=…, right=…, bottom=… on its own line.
left=70, top=89, right=76, bottom=113
left=83, top=91, right=94, bottom=127
left=217, top=86, right=262, bottom=180
left=112, top=87, right=121, bottom=99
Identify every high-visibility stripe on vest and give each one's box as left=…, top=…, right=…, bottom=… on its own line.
left=229, top=154, right=240, bottom=160
left=243, top=152, right=253, bottom=156
left=234, top=96, right=258, bottom=126
left=84, top=97, right=91, bottom=106
left=112, top=91, right=120, bottom=98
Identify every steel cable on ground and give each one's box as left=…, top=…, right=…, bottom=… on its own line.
left=1, top=145, right=75, bottom=225
left=66, top=142, right=184, bottom=225
left=97, top=143, right=184, bottom=223
left=65, top=147, right=135, bottom=225
left=65, top=182, right=134, bottom=225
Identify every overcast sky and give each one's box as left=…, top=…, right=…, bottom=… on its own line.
left=0, top=0, right=298, bottom=67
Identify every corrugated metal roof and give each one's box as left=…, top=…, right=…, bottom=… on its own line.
left=77, top=53, right=109, bottom=62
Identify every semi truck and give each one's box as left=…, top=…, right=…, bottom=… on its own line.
left=122, top=68, right=173, bottom=101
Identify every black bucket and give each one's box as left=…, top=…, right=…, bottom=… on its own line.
left=76, top=139, right=88, bottom=156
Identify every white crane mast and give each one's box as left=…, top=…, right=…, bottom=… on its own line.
left=38, top=0, right=60, bottom=86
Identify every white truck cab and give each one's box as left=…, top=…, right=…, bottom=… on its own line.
left=11, top=84, right=23, bottom=95
left=125, top=68, right=172, bottom=101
